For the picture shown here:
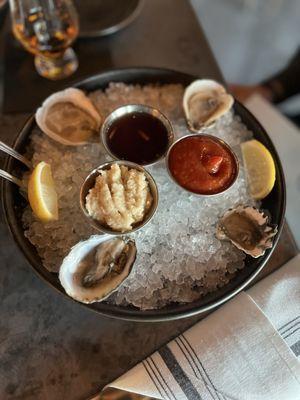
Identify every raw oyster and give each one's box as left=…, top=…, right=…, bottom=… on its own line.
left=183, top=79, right=234, bottom=131
left=216, top=205, right=277, bottom=258
left=36, top=88, right=102, bottom=146
left=59, top=235, right=136, bottom=303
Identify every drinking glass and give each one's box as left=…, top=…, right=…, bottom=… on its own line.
left=9, top=0, right=79, bottom=80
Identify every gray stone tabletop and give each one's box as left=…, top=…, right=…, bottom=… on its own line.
left=0, top=1, right=298, bottom=400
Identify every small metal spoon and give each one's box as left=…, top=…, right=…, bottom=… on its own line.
left=0, top=141, right=31, bottom=190
left=0, top=140, right=32, bottom=169
left=0, top=169, right=23, bottom=188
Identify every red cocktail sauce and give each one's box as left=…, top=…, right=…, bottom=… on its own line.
left=168, top=135, right=238, bottom=195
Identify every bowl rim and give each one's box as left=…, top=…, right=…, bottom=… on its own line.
left=1, top=66, right=286, bottom=322
left=100, top=103, right=174, bottom=166
left=79, top=160, right=159, bottom=235
left=165, top=133, right=240, bottom=197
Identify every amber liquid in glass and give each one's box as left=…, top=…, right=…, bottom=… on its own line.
left=13, top=10, right=78, bottom=58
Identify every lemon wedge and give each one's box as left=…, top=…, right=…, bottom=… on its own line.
left=241, top=139, right=276, bottom=200
left=28, top=161, right=58, bottom=222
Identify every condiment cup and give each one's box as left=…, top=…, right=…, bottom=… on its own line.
left=165, top=134, right=239, bottom=197
left=100, top=104, right=174, bottom=166
left=80, top=160, right=159, bottom=235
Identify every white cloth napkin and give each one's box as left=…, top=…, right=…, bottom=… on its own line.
left=101, top=255, right=300, bottom=400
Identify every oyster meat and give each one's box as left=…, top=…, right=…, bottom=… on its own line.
left=183, top=79, right=234, bottom=131
left=36, top=88, right=102, bottom=146
left=59, top=235, right=136, bottom=303
left=216, top=205, right=277, bottom=258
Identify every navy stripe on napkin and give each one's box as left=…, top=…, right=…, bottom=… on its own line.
left=278, top=316, right=300, bottom=333
left=149, top=356, right=177, bottom=400
left=291, top=340, right=300, bottom=357
left=176, top=337, right=216, bottom=400
left=278, top=315, right=300, bottom=357
left=279, top=320, right=300, bottom=338
left=159, top=345, right=203, bottom=400
left=180, top=335, right=226, bottom=400
left=283, top=326, right=300, bottom=340
left=278, top=316, right=300, bottom=340
left=143, top=359, right=166, bottom=399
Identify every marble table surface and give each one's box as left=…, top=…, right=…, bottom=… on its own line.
left=0, top=1, right=298, bottom=399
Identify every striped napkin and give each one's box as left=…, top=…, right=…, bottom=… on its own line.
left=100, top=255, right=300, bottom=400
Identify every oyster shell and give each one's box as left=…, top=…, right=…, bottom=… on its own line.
left=183, top=79, right=234, bottom=131
left=216, top=205, right=277, bottom=258
left=36, top=88, right=102, bottom=146
left=59, top=235, right=136, bottom=303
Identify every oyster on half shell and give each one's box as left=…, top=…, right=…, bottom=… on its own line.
left=36, top=88, right=102, bottom=146
left=183, top=79, right=234, bottom=131
left=216, top=205, right=277, bottom=258
left=59, top=235, right=136, bottom=303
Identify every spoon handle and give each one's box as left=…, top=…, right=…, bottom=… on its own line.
left=0, top=140, right=31, bottom=169
left=0, top=168, right=23, bottom=188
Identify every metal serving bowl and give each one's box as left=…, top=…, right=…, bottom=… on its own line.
left=166, top=134, right=240, bottom=196
left=100, top=104, right=174, bottom=166
left=80, top=160, right=158, bottom=235
left=1, top=68, right=286, bottom=321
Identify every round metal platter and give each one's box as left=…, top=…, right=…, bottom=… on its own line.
left=75, top=0, right=143, bottom=38
left=1, top=68, right=286, bottom=321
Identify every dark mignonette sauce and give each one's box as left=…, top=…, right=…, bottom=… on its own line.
left=106, top=112, right=169, bottom=165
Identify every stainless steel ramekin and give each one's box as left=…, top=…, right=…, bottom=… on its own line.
left=100, top=104, right=174, bottom=166
left=165, top=133, right=239, bottom=196
left=80, top=160, right=158, bottom=235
